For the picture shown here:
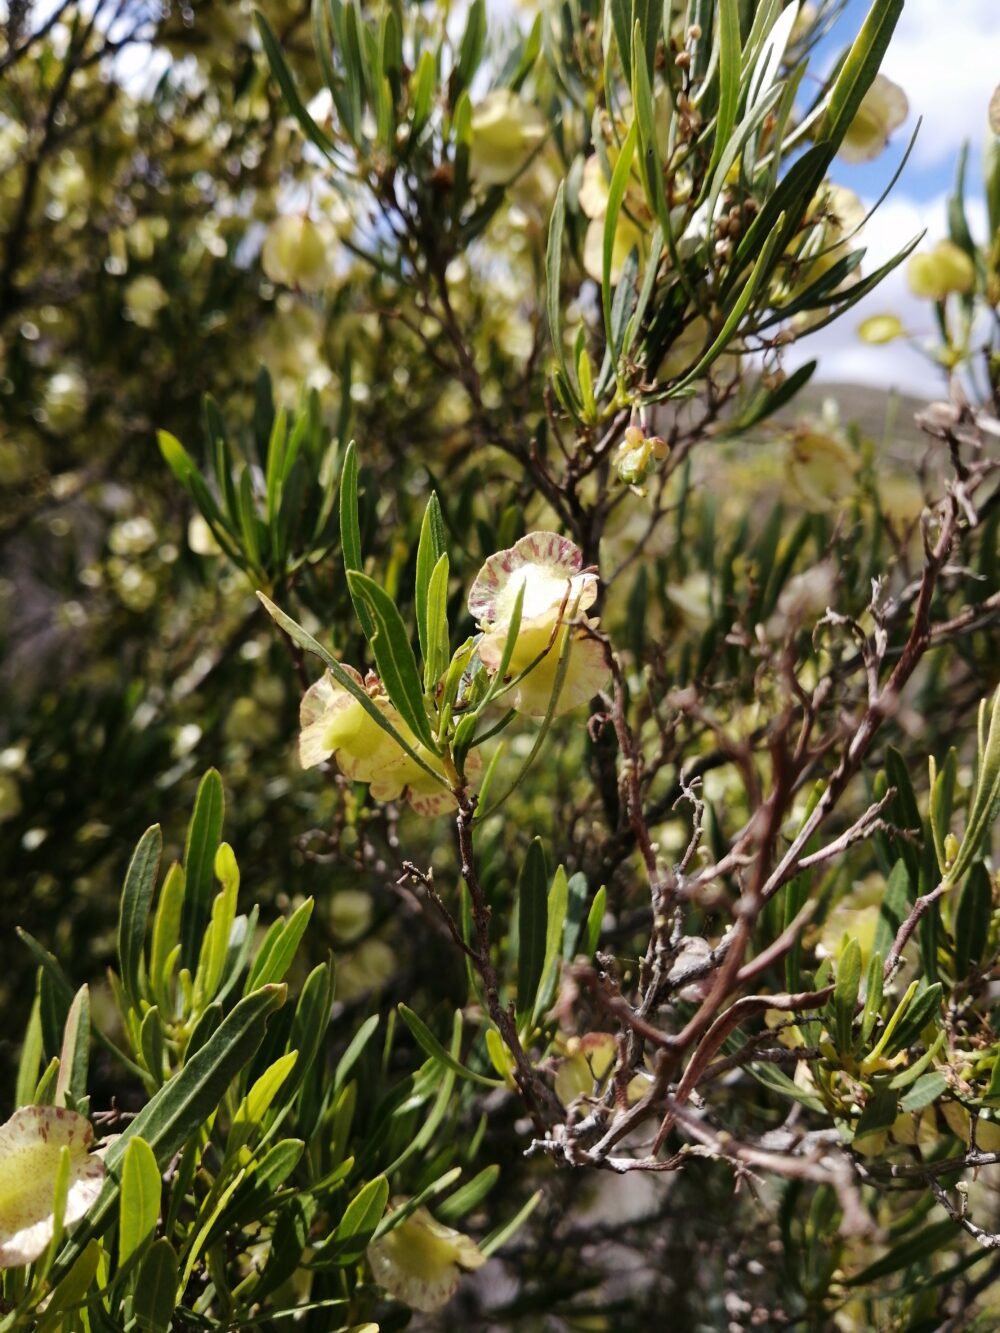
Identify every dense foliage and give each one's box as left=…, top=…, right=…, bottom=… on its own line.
left=5, top=0, right=1000, bottom=1328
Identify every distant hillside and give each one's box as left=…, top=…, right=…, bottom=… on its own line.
left=777, top=381, right=930, bottom=444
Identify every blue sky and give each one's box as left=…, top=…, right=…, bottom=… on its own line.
left=818, top=0, right=985, bottom=203
left=789, top=0, right=997, bottom=394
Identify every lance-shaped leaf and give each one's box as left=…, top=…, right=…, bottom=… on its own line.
left=397, top=1005, right=502, bottom=1089
left=192, top=843, right=240, bottom=1010
left=181, top=770, right=225, bottom=974
left=707, top=0, right=742, bottom=183
left=600, top=119, right=639, bottom=377
left=946, top=686, right=1000, bottom=886
left=666, top=219, right=785, bottom=397
left=423, top=554, right=451, bottom=694
left=118, top=825, right=163, bottom=1009
left=255, top=10, right=338, bottom=161
left=436, top=1166, right=500, bottom=1224
left=832, top=936, right=862, bottom=1056
left=55, top=984, right=90, bottom=1108
left=516, top=839, right=548, bottom=1026
left=339, top=442, right=375, bottom=641
left=328, top=1175, right=389, bottom=1263
left=258, top=592, right=447, bottom=790
left=133, top=1238, right=178, bottom=1333
left=929, top=748, right=958, bottom=873
left=954, top=862, right=993, bottom=978
left=346, top=571, right=437, bottom=750
left=415, top=494, right=447, bottom=675
left=821, top=0, right=905, bottom=153
left=119, top=1136, right=161, bottom=1269
left=47, top=984, right=285, bottom=1284
left=0, top=1107, right=104, bottom=1269
left=545, top=181, right=575, bottom=401
left=533, top=864, right=569, bottom=1025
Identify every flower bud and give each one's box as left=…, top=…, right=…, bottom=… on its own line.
left=615, top=425, right=669, bottom=487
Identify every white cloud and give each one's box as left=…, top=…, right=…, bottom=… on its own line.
left=786, top=191, right=988, bottom=398
left=870, top=0, right=997, bottom=169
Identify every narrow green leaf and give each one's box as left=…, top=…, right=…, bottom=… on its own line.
left=584, top=886, right=606, bottom=957
left=424, top=552, right=450, bottom=693
left=732, top=360, right=817, bottom=432
left=860, top=950, right=884, bottom=1045
left=150, top=862, right=184, bottom=1013
left=562, top=871, right=590, bottom=962
left=397, top=1004, right=502, bottom=1088
left=370, top=1169, right=462, bottom=1242
left=339, top=442, right=375, bottom=640
left=983, top=1053, right=1000, bottom=1108
left=33, top=1239, right=101, bottom=1333
left=533, top=865, right=569, bottom=1024
left=140, top=1006, right=165, bottom=1086
left=245, top=898, right=314, bottom=994
left=410, top=48, right=436, bottom=133
left=55, top=984, right=90, bottom=1107
left=601, top=120, right=639, bottom=369
left=347, top=570, right=436, bottom=749
left=888, top=1031, right=946, bottom=1090
left=436, top=1166, right=500, bottom=1224
left=874, top=858, right=913, bottom=960
left=415, top=493, right=447, bottom=674
left=928, top=751, right=960, bottom=874
left=545, top=181, right=574, bottom=399
left=854, top=1082, right=898, bottom=1140
left=480, top=1189, right=543, bottom=1258
left=229, top=1051, right=298, bottom=1155
left=118, top=825, right=163, bottom=1009
left=898, top=1070, right=948, bottom=1114
left=192, top=843, right=240, bottom=1010
left=119, top=1136, right=161, bottom=1268
left=475, top=581, right=525, bottom=713
left=237, top=465, right=264, bottom=574
left=667, top=218, right=785, bottom=396
left=287, top=961, right=336, bottom=1101
left=847, top=1221, right=957, bottom=1286
left=883, top=983, right=943, bottom=1058
left=257, top=593, right=447, bottom=788
left=822, top=0, right=905, bottom=153
left=181, top=770, right=225, bottom=973
left=48, top=985, right=286, bottom=1283
left=17, top=929, right=147, bottom=1083
left=455, top=0, right=486, bottom=91
left=707, top=0, right=741, bottom=182
left=132, top=1238, right=178, bottom=1333
left=749, top=1060, right=826, bottom=1113
left=15, top=992, right=43, bottom=1109
left=329, top=1175, right=389, bottom=1261
left=832, top=937, right=862, bottom=1056
left=185, top=1000, right=222, bottom=1060
left=516, top=839, right=548, bottom=1025
left=255, top=11, right=338, bottom=160
left=947, top=686, right=1000, bottom=885
left=788, top=233, right=922, bottom=338
left=334, top=1012, right=380, bottom=1093
left=955, top=862, right=992, bottom=977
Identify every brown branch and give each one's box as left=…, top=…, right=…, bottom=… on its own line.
left=455, top=796, right=561, bottom=1128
